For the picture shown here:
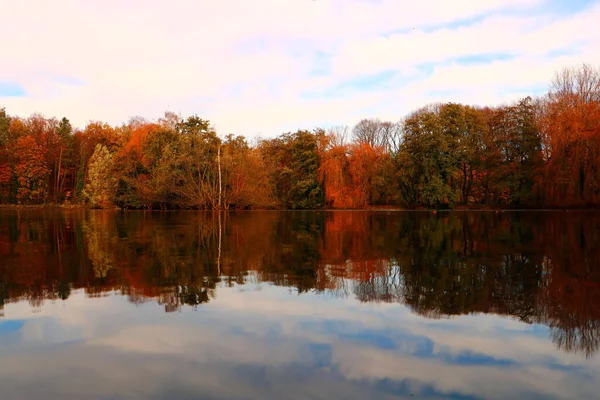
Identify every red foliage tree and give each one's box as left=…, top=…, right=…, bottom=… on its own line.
left=14, top=136, right=50, bottom=204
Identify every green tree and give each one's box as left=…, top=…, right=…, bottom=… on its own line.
left=263, top=130, right=324, bottom=209
left=487, top=97, right=542, bottom=205
left=396, top=105, right=457, bottom=208
left=438, top=103, right=487, bottom=204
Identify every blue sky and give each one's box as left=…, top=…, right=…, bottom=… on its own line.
left=0, top=0, right=599, bottom=137
left=0, top=82, right=26, bottom=97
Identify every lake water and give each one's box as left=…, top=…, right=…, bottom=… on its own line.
left=0, top=210, right=599, bottom=399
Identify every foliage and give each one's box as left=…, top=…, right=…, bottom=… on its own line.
left=14, top=136, right=50, bottom=204
left=0, top=108, right=10, bottom=146
left=83, top=144, right=117, bottom=208
left=0, top=108, right=13, bottom=202
left=319, top=139, right=389, bottom=208
left=396, top=105, right=458, bottom=208
left=538, top=64, right=600, bottom=207
left=262, top=130, right=324, bottom=209
left=0, top=64, right=598, bottom=209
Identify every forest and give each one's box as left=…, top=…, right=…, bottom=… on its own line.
left=1, top=64, right=599, bottom=209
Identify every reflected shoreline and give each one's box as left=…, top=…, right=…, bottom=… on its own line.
left=1, top=210, right=599, bottom=358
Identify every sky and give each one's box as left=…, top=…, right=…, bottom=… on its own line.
left=1, top=0, right=599, bottom=137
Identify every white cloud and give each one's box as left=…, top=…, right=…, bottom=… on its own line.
left=2, top=285, right=600, bottom=399
left=0, top=0, right=598, bottom=136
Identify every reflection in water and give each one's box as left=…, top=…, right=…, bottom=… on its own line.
left=1, top=210, right=599, bottom=360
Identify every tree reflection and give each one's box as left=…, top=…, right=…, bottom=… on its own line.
left=83, top=212, right=116, bottom=278
left=0, top=209, right=599, bottom=357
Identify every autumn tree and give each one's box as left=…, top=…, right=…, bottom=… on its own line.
left=113, top=121, right=164, bottom=209
left=320, top=129, right=391, bottom=209
left=473, top=106, right=506, bottom=205
left=539, top=64, right=600, bottom=207
left=347, top=142, right=388, bottom=207
left=54, top=117, right=74, bottom=202
left=83, top=144, right=117, bottom=208
left=140, top=122, right=184, bottom=208
left=0, top=108, right=12, bottom=202
left=175, top=116, right=223, bottom=209
left=74, top=122, right=119, bottom=202
left=319, top=136, right=352, bottom=208
left=0, top=108, right=9, bottom=146
left=17, top=114, right=74, bottom=202
left=14, top=136, right=50, bottom=204
left=220, top=134, right=273, bottom=209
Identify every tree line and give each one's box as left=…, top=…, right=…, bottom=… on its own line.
left=1, top=64, right=599, bottom=209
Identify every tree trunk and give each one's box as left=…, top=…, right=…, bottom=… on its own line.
left=56, top=147, right=63, bottom=202
left=218, top=144, right=222, bottom=210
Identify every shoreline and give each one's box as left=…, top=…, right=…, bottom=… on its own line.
left=0, top=204, right=88, bottom=210
left=1, top=204, right=599, bottom=212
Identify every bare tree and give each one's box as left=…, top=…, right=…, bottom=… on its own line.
left=327, top=125, right=350, bottom=147
left=352, top=118, right=385, bottom=147
left=381, top=121, right=403, bottom=154
left=550, top=63, right=600, bottom=106
left=351, top=118, right=402, bottom=154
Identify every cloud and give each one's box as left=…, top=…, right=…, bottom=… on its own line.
left=1, top=285, right=600, bottom=399
left=0, top=0, right=598, bottom=136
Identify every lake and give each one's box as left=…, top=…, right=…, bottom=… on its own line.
left=0, top=210, right=599, bottom=399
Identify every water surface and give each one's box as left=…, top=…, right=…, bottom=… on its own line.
left=0, top=210, right=599, bottom=399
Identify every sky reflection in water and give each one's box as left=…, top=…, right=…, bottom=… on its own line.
left=0, top=210, right=599, bottom=399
